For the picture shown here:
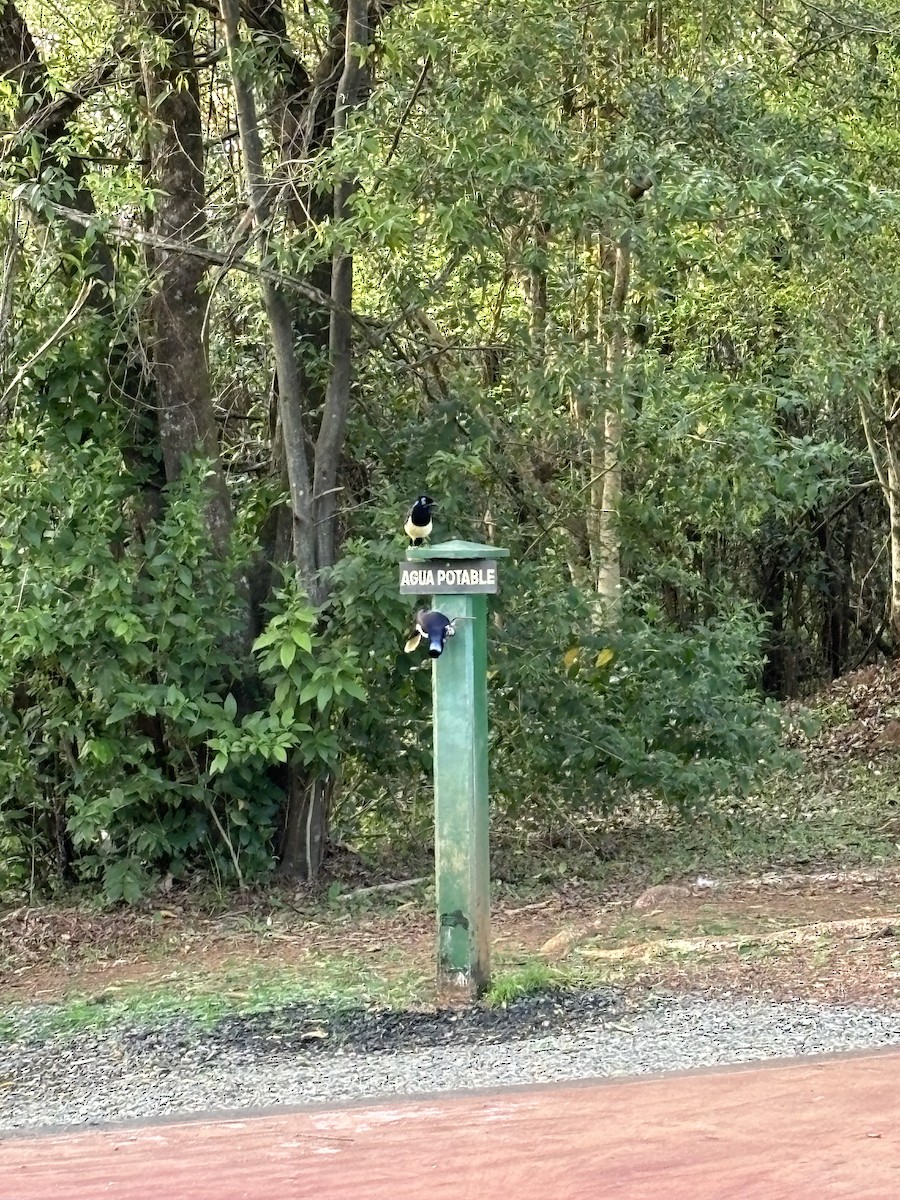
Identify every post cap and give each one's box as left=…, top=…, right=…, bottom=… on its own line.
left=407, top=538, right=510, bottom=561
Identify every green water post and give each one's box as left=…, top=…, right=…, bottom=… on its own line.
left=400, top=539, right=509, bottom=1001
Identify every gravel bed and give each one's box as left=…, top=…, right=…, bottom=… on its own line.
left=3, top=989, right=900, bottom=1133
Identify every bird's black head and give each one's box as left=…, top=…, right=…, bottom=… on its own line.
left=417, top=495, right=434, bottom=507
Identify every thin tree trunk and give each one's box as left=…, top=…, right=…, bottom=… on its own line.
left=0, top=208, right=21, bottom=365
left=244, top=0, right=338, bottom=597
left=218, top=0, right=386, bottom=879
left=313, top=0, right=368, bottom=578
left=760, top=528, right=789, bottom=696
left=140, top=0, right=232, bottom=554
left=528, top=221, right=548, bottom=371
left=882, top=321, right=900, bottom=643
left=887, top=446, right=900, bottom=643
left=583, top=236, right=607, bottom=592
left=285, top=0, right=366, bottom=878
left=219, top=0, right=347, bottom=880
left=595, top=236, right=630, bottom=623
left=219, top=0, right=318, bottom=598
left=591, top=176, right=651, bottom=621
left=863, top=313, right=900, bottom=645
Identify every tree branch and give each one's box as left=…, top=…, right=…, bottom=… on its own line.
left=0, top=279, right=92, bottom=413
left=14, top=190, right=336, bottom=308
left=385, top=55, right=430, bottom=166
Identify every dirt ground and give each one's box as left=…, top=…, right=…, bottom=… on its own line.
left=5, top=865, right=900, bottom=1011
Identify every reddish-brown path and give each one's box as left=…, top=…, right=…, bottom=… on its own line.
left=3, top=1050, right=900, bottom=1200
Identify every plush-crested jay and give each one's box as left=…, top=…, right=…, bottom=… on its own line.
left=404, top=495, right=435, bottom=546
left=404, top=609, right=459, bottom=658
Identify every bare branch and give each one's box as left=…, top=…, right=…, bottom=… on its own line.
left=14, top=191, right=340, bottom=310
left=0, top=279, right=92, bottom=414
left=0, top=206, right=20, bottom=361
left=384, top=55, right=430, bottom=166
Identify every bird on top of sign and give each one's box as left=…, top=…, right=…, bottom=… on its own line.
left=404, top=495, right=435, bottom=546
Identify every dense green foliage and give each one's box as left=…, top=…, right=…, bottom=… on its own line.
left=2, top=0, right=900, bottom=898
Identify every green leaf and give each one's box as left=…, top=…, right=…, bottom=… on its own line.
left=291, top=628, right=313, bottom=652
left=209, top=752, right=229, bottom=776
left=342, top=679, right=367, bottom=701
left=106, top=701, right=133, bottom=725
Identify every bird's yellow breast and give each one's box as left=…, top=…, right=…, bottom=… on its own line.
left=404, top=516, right=432, bottom=539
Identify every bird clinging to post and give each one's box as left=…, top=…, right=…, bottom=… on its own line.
left=404, top=609, right=463, bottom=658
left=404, top=495, right=435, bottom=546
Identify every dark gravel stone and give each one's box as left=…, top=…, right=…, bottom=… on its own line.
left=101, top=987, right=624, bottom=1069
left=195, top=987, right=623, bottom=1056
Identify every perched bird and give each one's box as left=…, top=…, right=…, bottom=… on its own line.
left=405, top=609, right=459, bottom=658
left=404, top=494, right=435, bottom=546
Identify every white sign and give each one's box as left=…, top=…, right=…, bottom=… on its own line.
left=399, top=558, right=499, bottom=595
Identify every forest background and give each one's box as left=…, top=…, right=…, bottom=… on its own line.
left=2, top=0, right=899, bottom=902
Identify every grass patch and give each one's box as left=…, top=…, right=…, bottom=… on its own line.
left=483, top=960, right=576, bottom=1008
left=0, top=954, right=431, bottom=1043
left=4, top=953, right=592, bottom=1042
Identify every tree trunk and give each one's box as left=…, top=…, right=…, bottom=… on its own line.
left=219, top=0, right=318, bottom=598
left=861, top=314, right=900, bottom=647
left=594, top=236, right=630, bottom=623
left=313, top=0, right=367, bottom=579
left=815, top=510, right=847, bottom=680
left=219, top=0, right=388, bottom=877
left=219, top=0, right=370, bottom=877
left=277, top=775, right=332, bottom=880
left=245, top=0, right=338, bottom=603
left=528, top=221, right=548, bottom=371
left=589, top=177, right=650, bottom=622
left=759, top=531, right=788, bottom=696
left=140, top=0, right=233, bottom=555
left=887, top=450, right=900, bottom=644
